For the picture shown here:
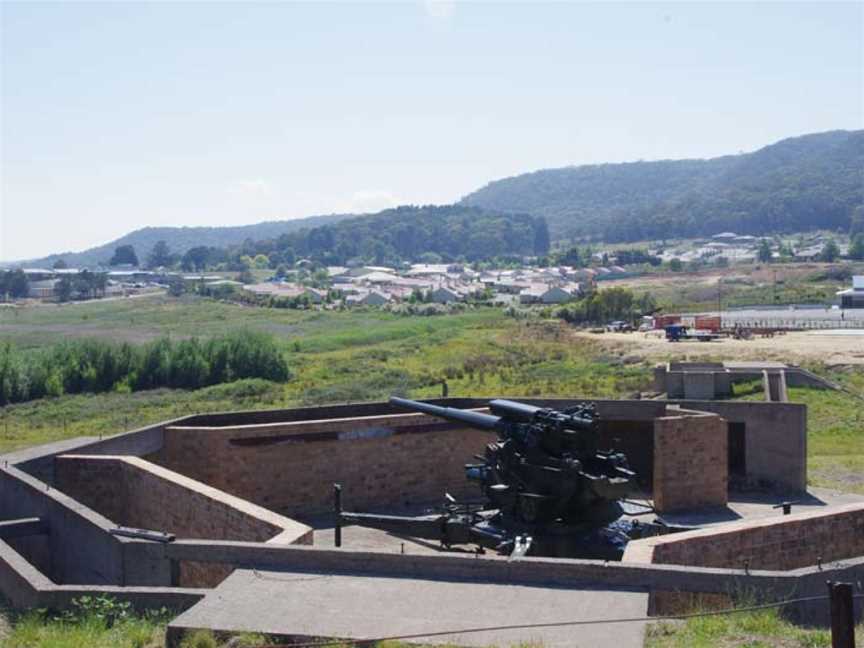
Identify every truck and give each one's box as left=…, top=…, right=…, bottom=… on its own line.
left=665, top=324, right=720, bottom=342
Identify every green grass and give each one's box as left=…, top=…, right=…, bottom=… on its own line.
left=735, top=369, right=864, bottom=494
left=645, top=606, right=863, bottom=647
left=0, top=298, right=655, bottom=454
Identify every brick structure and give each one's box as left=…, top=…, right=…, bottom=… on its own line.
left=54, top=455, right=312, bottom=586
left=143, top=406, right=735, bottom=517
left=151, top=413, right=497, bottom=516
left=626, top=502, right=864, bottom=571
left=653, top=411, right=728, bottom=513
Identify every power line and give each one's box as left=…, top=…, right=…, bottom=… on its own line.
left=275, top=594, right=862, bottom=648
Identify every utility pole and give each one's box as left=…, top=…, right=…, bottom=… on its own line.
left=717, top=279, right=722, bottom=330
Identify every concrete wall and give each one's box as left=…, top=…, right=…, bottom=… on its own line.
left=0, top=464, right=127, bottom=585
left=54, top=455, right=312, bottom=587
left=653, top=411, right=728, bottom=512
left=666, top=400, right=806, bottom=492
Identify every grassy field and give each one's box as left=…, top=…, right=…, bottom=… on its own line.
left=0, top=296, right=652, bottom=454
left=612, top=262, right=864, bottom=313
left=735, top=370, right=864, bottom=494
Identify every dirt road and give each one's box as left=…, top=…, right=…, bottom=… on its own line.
left=574, top=329, right=864, bottom=366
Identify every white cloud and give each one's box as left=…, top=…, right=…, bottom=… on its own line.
left=424, top=0, right=455, bottom=20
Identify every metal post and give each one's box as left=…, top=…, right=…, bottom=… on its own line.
left=334, top=483, right=342, bottom=548
left=827, top=581, right=856, bottom=648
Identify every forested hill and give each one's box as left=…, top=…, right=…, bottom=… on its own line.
left=460, top=130, right=864, bottom=242
left=246, top=205, right=550, bottom=265
left=19, top=212, right=355, bottom=268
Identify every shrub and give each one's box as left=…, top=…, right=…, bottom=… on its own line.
left=0, top=330, right=291, bottom=406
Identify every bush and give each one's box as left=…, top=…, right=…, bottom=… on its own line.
left=0, top=330, right=291, bottom=406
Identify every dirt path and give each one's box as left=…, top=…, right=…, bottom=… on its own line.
left=573, top=329, right=864, bottom=366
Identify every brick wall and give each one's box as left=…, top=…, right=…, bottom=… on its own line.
left=150, top=413, right=497, bottom=516
left=629, top=502, right=864, bottom=571
left=653, top=411, right=728, bottom=513
left=54, top=455, right=312, bottom=587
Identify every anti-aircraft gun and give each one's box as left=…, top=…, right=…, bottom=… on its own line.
left=338, top=397, right=691, bottom=560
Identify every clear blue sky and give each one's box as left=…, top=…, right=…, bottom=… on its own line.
left=2, top=1, right=862, bottom=262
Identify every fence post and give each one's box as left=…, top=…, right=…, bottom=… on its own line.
left=334, top=483, right=342, bottom=548
left=827, top=580, right=856, bottom=648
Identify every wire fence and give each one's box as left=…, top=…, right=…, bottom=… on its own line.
left=259, top=593, right=864, bottom=648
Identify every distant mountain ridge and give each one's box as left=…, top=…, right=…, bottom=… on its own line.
left=460, top=130, right=864, bottom=242
left=15, top=213, right=356, bottom=268
left=13, top=129, right=864, bottom=268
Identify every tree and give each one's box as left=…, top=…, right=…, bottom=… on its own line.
left=669, top=258, right=683, bottom=272
left=851, top=205, right=864, bottom=236
left=55, top=277, right=73, bottom=302
left=0, top=270, right=29, bottom=298
left=182, top=247, right=211, bottom=272
left=849, top=234, right=864, bottom=261
left=109, top=245, right=139, bottom=267
left=147, top=241, right=173, bottom=268
left=52, top=259, right=68, bottom=269
left=820, top=239, right=840, bottom=262
left=757, top=239, right=772, bottom=263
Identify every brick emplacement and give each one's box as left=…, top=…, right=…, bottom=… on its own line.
left=653, top=411, right=728, bottom=512
left=54, top=455, right=312, bottom=586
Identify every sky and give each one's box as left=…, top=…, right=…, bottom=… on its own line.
left=1, top=1, right=862, bottom=262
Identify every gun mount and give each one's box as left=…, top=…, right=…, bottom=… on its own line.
left=338, top=397, right=693, bottom=560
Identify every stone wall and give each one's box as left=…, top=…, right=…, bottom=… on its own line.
left=54, top=455, right=312, bottom=586
left=653, top=411, right=728, bottom=513
left=151, top=413, right=497, bottom=516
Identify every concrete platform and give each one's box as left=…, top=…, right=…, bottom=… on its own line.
left=168, top=569, right=650, bottom=647
left=659, top=487, right=864, bottom=528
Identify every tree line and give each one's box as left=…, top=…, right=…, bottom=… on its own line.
left=0, top=330, right=290, bottom=406
left=554, top=287, right=657, bottom=326
left=99, top=206, right=550, bottom=273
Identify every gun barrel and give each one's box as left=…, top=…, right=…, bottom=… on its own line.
left=389, top=397, right=501, bottom=431
left=488, top=399, right=542, bottom=422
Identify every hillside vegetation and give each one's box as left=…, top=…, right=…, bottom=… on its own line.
left=18, top=212, right=354, bottom=268
left=462, top=130, right=864, bottom=242
left=243, top=204, right=550, bottom=266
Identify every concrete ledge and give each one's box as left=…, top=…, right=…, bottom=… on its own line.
left=162, top=539, right=864, bottom=598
